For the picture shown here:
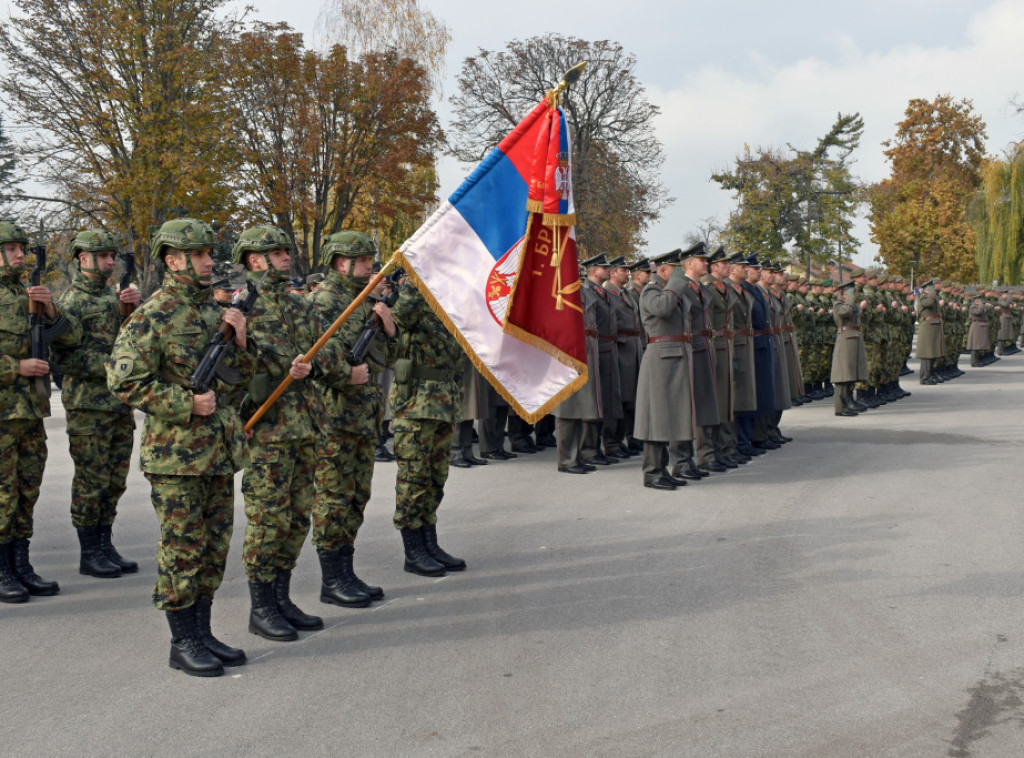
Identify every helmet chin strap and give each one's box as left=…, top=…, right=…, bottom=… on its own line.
left=179, top=251, right=211, bottom=288
left=263, top=253, right=290, bottom=283
left=77, top=252, right=103, bottom=277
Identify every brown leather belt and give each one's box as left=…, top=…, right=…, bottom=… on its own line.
left=585, top=329, right=598, bottom=337
left=735, top=329, right=753, bottom=336
left=753, top=328, right=775, bottom=336
left=647, top=334, right=691, bottom=344
left=784, top=326, right=794, bottom=332
left=618, top=330, right=641, bottom=337
left=699, top=329, right=713, bottom=338
left=598, top=335, right=616, bottom=343
left=713, top=329, right=733, bottom=338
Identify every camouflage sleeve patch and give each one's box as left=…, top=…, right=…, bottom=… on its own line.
left=111, top=354, right=134, bottom=380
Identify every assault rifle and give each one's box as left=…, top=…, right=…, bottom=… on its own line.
left=189, top=273, right=264, bottom=393
left=27, top=244, right=70, bottom=397
left=346, top=268, right=403, bottom=366
left=119, top=251, right=136, bottom=322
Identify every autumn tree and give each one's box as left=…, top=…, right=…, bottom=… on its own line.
left=315, top=0, right=451, bottom=96
left=448, top=35, right=670, bottom=258
left=868, top=95, right=986, bottom=282
left=222, top=24, right=441, bottom=274
left=970, top=144, right=1024, bottom=284
left=0, top=0, right=240, bottom=292
left=712, top=112, right=864, bottom=272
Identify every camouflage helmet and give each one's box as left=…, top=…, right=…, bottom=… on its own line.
left=70, top=229, right=120, bottom=258
left=231, top=224, right=293, bottom=264
left=149, top=218, right=217, bottom=261
left=0, top=220, right=30, bottom=246
left=320, top=230, right=376, bottom=266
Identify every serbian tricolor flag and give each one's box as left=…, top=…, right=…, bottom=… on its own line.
left=395, top=98, right=587, bottom=422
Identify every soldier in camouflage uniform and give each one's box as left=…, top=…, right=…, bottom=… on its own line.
left=390, top=278, right=466, bottom=576
left=52, top=230, right=140, bottom=580
left=108, top=218, right=256, bottom=677
left=235, top=225, right=338, bottom=640
left=309, top=231, right=399, bottom=606
left=0, top=220, right=80, bottom=603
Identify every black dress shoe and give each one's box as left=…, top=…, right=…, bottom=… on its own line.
left=737, top=445, right=763, bottom=457
left=606, top=448, right=631, bottom=459
left=644, top=477, right=676, bottom=490
left=835, top=410, right=858, bottom=417
left=715, top=456, right=738, bottom=469
left=773, top=434, right=793, bottom=444
left=703, top=461, right=728, bottom=473
left=664, top=473, right=688, bottom=486
left=466, top=455, right=488, bottom=466
left=581, top=463, right=597, bottom=472
left=558, top=465, right=591, bottom=474
left=728, top=454, right=750, bottom=465
left=536, top=436, right=557, bottom=447
left=753, top=440, right=779, bottom=450
left=584, top=455, right=617, bottom=466
left=511, top=444, right=538, bottom=454
left=450, top=458, right=472, bottom=468
left=481, top=450, right=517, bottom=460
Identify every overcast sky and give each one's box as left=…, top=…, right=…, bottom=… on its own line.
left=245, top=0, right=1024, bottom=266
left=7, top=0, right=1024, bottom=265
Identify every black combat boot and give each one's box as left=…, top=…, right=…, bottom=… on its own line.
left=273, top=569, right=325, bottom=629
left=97, top=524, right=138, bottom=573
left=11, top=538, right=59, bottom=596
left=193, top=595, right=247, bottom=665
left=400, top=528, right=446, bottom=577
left=317, top=549, right=372, bottom=607
left=76, top=526, right=121, bottom=578
left=166, top=607, right=223, bottom=677
left=421, top=524, right=466, bottom=571
left=0, top=542, right=29, bottom=604
left=248, top=580, right=298, bottom=640
left=337, top=547, right=384, bottom=601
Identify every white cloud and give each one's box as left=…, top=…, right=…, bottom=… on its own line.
left=648, top=0, right=1024, bottom=262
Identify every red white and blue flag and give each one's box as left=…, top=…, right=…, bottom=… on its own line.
left=396, top=98, right=587, bottom=422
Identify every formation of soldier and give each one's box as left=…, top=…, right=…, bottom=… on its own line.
left=5, top=213, right=1024, bottom=673
left=0, top=218, right=466, bottom=680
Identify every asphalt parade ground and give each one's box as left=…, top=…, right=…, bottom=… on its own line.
left=4, top=355, right=1024, bottom=757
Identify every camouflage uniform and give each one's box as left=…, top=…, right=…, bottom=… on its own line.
left=56, top=270, right=136, bottom=531
left=233, top=225, right=344, bottom=638
left=240, top=272, right=330, bottom=583
left=309, top=269, right=399, bottom=552
left=108, top=235, right=255, bottom=613
left=390, top=281, right=466, bottom=575
left=0, top=222, right=81, bottom=601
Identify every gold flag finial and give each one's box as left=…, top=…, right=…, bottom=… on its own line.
left=546, top=61, right=587, bottom=107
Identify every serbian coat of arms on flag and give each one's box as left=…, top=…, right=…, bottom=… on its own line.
left=395, top=95, right=587, bottom=423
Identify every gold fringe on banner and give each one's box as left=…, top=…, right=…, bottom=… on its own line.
left=393, top=251, right=587, bottom=424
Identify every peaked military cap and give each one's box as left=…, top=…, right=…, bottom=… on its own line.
left=650, top=249, right=681, bottom=265
left=821, top=278, right=834, bottom=287
left=629, top=258, right=654, bottom=272
left=726, top=250, right=746, bottom=263
left=848, top=266, right=866, bottom=278
left=581, top=253, right=611, bottom=267
left=607, top=255, right=628, bottom=268
left=708, top=246, right=730, bottom=264
left=679, top=241, right=710, bottom=260
left=745, top=253, right=762, bottom=268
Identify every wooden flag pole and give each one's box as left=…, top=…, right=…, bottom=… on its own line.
left=243, top=259, right=397, bottom=433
